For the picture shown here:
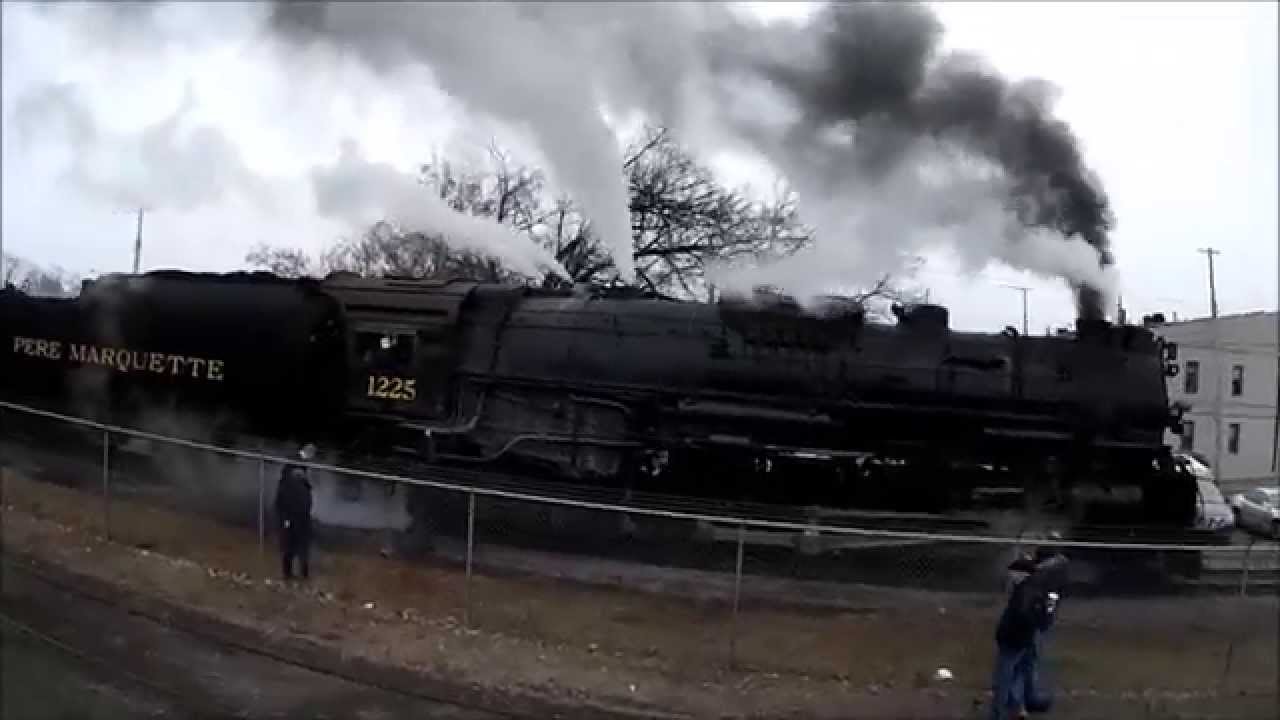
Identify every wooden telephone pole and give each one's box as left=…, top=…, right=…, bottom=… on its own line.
left=1197, top=248, right=1221, bottom=319
left=132, top=208, right=146, bottom=274
left=1198, top=248, right=1224, bottom=484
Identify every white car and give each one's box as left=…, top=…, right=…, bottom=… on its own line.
left=1229, top=487, right=1280, bottom=539
left=1194, top=478, right=1236, bottom=534
left=1174, top=454, right=1235, bottom=534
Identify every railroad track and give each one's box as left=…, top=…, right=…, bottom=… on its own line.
left=0, top=558, right=529, bottom=720
left=0, top=607, right=221, bottom=719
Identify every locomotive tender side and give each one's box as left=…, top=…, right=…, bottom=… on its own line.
left=1, top=271, right=348, bottom=442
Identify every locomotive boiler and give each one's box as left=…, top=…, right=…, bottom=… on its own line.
left=0, top=270, right=1196, bottom=530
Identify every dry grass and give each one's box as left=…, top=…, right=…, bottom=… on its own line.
left=3, top=470, right=1277, bottom=718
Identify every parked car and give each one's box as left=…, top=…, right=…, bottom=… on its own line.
left=1174, top=454, right=1234, bottom=535
left=1228, top=487, right=1280, bottom=539
left=1194, top=478, right=1236, bottom=535
left=1175, top=453, right=1215, bottom=483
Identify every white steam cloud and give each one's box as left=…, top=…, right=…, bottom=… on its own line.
left=311, top=141, right=567, bottom=279
left=13, top=82, right=273, bottom=214
left=6, top=1, right=1120, bottom=313
left=267, top=2, right=639, bottom=281
left=3, top=2, right=577, bottom=282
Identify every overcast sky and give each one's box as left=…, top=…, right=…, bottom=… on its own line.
left=2, top=1, right=1275, bottom=332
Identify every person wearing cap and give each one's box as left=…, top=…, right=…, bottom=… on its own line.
left=1017, top=544, right=1069, bottom=714
left=275, top=443, right=316, bottom=580
left=989, top=554, right=1041, bottom=719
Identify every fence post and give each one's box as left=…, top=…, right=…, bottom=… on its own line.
left=258, top=456, right=266, bottom=573
left=1221, top=539, right=1258, bottom=692
left=1238, top=538, right=1254, bottom=597
left=729, top=523, right=745, bottom=669
left=464, top=491, right=476, bottom=629
left=101, top=429, right=111, bottom=540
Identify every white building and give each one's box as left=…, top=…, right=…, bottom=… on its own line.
left=1153, top=311, right=1278, bottom=494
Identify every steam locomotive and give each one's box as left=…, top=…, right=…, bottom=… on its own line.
left=0, top=270, right=1198, bottom=531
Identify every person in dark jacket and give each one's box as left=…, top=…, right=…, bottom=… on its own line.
left=275, top=444, right=316, bottom=580
left=989, top=555, right=1050, bottom=720
left=1017, top=547, right=1069, bottom=714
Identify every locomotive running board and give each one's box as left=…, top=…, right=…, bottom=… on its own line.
left=675, top=399, right=834, bottom=425
left=984, top=428, right=1160, bottom=451
left=982, top=428, right=1072, bottom=440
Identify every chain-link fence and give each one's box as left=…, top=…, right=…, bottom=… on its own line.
left=2, top=398, right=1277, bottom=707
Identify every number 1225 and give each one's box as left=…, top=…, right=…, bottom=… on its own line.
left=367, top=376, right=416, bottom=401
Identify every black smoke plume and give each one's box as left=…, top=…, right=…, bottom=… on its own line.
left=17, top=1, right=1118, bottom=318
left=258, top=2, right=1117, bottom=317
left=711, top=2, right=1115, bottom=319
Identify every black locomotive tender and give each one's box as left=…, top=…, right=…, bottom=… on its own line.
left=2, top=270, right=1199, bottom=535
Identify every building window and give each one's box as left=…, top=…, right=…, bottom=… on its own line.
left=1180, top=421, right=1195, bottom=451
left=1184, top=360, right=1200, bottom=394
left=1227, top=423, right=1241, bottom=454
left=1231, top=365, right=1244, bottom=396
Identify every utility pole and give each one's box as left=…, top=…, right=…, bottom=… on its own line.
left=1272, top=307, right=1279, bottom=479
left=1197, top=247, right=1220, bottom=319
left=132, top=208, right=146, bottom=274
left=1002, top=285, right=1031, bottom=336
left=1198, top=248, right=1224, bottom=484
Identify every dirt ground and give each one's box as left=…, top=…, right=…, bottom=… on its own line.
left=2, top=560, right=501, bottom=720
left=2, top=470, right=1277, bottom=719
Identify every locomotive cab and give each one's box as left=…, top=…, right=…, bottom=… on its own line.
left=350, top=326, right=423, bottom=412
left=322, top=274, right=476, bottom=422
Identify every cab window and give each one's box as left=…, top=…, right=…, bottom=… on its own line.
left=356, top=331, right=414, bottom=370
left=353, top=330, right=418, bottom=404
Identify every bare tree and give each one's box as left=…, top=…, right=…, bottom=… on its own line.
left=245, top=130, right=924, bottom=310
left=623, top=126, right=811, bottom=298
left=2, top=253, right=81, bottom=296
left=243, top=246, right=318, bottom=279
left=325, top=222, right=524, bottom=283
left=1, top=254, right=17, bottom=288
left=813, top=270, right=930, bottom=323
left=512, top=127, right=815, bottom=293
